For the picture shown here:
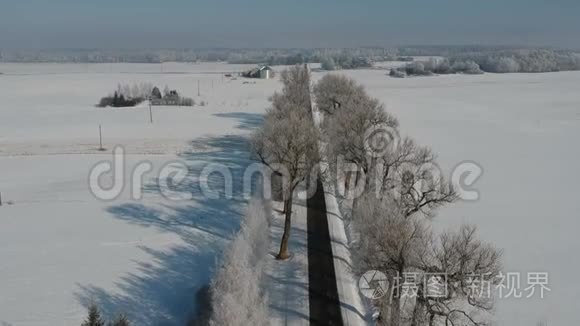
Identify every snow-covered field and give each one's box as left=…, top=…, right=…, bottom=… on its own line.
left=0, top=63, right=578, bottom=325
left=0, top=62, right=282, bottom=325
left=316, top=69, right=580, bottom=326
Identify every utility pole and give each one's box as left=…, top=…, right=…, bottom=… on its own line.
left=198, top=80, right=200, bottom=96
left=98, top=125, right=104, bottom=151
left=149, top=99, right=153, bottom=124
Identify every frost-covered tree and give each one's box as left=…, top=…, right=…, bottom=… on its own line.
left=410, top=224, right=503, bottom=326
left=313, top=74, right=366, bottom=115
left=321, top=86, right=398, bottom=192
left=252, top=65, right=318, bottom=260
left=352, top=195, right=502, bottom=326
left=352, top=194, right=430, bottom=326
left=320, top=55, right=337, bottom=70
left=315, top=75, right=399, bottom=225
left=253, top=109, right=318, bottom=259
left=277, top=64, right=312, bottom=110
left=209, top=199, right=270, bottom=326
left=372, top=136, right=457, bottom=219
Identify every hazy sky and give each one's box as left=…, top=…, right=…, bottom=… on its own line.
left=1, top=0, right=579, bottom=49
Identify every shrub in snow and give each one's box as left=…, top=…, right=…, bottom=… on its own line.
left=80, top=304, right=131, bottom=326
left=450, top=59, right=483, bottom=74
left=98, top=92, right=141, bottom=108
left=97, top=83, right=150, bottom=107
left=389, top=69, right=406, bottom=78
left=403, top=61, right=431, bottom=76
left=81, top=304, right=106, bottom=326
left=98, top=82, right=194, bottom=107
left=208, top=199, right=271, bottom=326
left=179, top=97, right=195, bottom=107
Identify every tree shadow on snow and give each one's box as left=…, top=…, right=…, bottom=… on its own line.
left=212, top=112, right=264, bottom=131
left=75, top=114, right=264, bottom=325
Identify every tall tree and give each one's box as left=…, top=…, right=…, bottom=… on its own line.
left=352, top=194, right=502, bottom=326
left=252, top=65, right=318, bottom=260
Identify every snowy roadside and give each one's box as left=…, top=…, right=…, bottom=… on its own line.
left=263, top=190, right=310, bottom=325
left=322, top=185, right=371, bottom=325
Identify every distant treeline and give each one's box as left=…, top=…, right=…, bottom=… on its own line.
left=453, top=49, right=580, bottom=73
left=228, top=48, right=377, bottom=69
left=391, top=49, right=580, bottom=77
left=390, top=58, right=483, bottom=77
left=2, top=47, right=579, bottom=74
left=0, top=48, right=385, bottom=70
left=0, top=47, right=432, bottom=64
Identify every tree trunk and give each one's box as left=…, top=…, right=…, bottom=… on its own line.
left=377, top=274, right=394, bottom=325
left=389, top=268, right=403, bottom=326
left=271, top=171, right=284, bottom=203
left=351, top=169, right=362, bottom=216
left=410, top=284, right=426, bottom=326
left=390, top=294, right=401, bottom=326
left=276, top=197, right=293, bottom=260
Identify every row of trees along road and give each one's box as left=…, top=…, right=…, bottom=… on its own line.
left=315, top=74, right=503, bottom=326
left=252, top=65, right=503, bottom=325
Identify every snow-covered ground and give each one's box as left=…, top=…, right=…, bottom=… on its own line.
left=311, top=69, right=580, bottom=326
left=264, top=194, right=309, bottom=326
left=0, top=62, right=283, bottom=325
left=1, top=62, right=578, bottom=325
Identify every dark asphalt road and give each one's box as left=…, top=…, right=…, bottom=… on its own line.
left=307, top=176, right=344, bottom=325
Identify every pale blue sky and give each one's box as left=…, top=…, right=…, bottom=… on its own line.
left=0, top=0, right=578, bottom=48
